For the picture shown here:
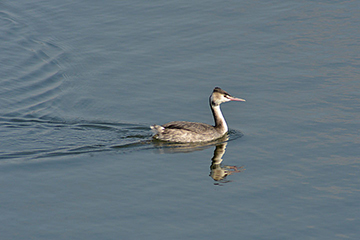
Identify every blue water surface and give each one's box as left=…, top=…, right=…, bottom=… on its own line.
left=0, top=0, right=359, bottom=239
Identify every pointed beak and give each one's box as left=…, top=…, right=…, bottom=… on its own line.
left=228, top=96, right=246, bottom=102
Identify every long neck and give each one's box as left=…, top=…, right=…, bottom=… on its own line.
left=210, top=98, right=228, bottom=134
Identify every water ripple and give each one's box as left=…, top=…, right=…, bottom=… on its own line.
left=0, top=4, right=244, bottom=162
left=0, top=116, right=244, bottom=163
left=0, top=6, right=67, bottom=119
left=0, top=117, right=154, bottom=163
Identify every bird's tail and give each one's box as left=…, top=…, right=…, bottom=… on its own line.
left=150, top=125, right=164, bottom=134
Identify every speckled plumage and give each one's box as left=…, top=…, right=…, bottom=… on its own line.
left=151, top=121, right=224, bottom=142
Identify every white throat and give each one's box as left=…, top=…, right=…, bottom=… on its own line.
left=212, top=105, right=228, bottom=134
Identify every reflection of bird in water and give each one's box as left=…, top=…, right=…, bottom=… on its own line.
left=151, top=134, right=229, bottom=154
left=210, top=142, right=244, bottom=184
left=151, top=87, right=245, bottom=143
left=151, top=136, right=244, bottom=184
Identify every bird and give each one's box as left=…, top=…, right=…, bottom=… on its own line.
left=150, top=87, right=245, bottom=143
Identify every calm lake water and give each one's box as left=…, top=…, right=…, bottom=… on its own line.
left=1, top=0, right=359, bottom=239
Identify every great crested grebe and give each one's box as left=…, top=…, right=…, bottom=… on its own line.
left=151, top=87, right=245, bottom=143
